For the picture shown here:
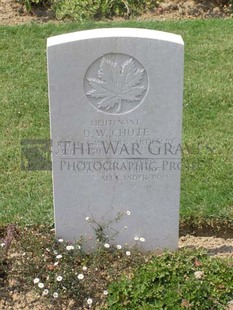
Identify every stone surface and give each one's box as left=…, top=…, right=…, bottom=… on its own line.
left=47, top=28, right=184, bottom=250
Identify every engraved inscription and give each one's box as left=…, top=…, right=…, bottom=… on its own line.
left=84, top=53, right=148, bottom=115
left=55, top=117, right=179, bottom=182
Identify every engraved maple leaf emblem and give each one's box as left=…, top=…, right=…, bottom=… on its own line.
left=86, top=57, right=146, bottom=113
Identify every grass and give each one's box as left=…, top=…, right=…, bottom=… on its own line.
left=0, top=19, right=232, bottom=230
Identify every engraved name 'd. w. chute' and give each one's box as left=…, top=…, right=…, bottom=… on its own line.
left=86, top=57, right=146, bottom=113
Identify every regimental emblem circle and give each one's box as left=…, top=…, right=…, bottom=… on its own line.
left=84, top=53, right=148, bottom=115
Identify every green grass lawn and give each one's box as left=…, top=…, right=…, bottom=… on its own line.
left=0, top=19, right=232, bottom=229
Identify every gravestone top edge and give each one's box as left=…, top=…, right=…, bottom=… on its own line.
left=47, top=28, right=184, bottom=48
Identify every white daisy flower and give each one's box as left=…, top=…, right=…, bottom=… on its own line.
left=42, top=289, right=49, bottom=296
left=66, top=245, right=74, bottom=251
left=116, top=244, right=122, bottom=250
left=56, top=276, right=63, bottom=282
left=58, top=238, right=63, bottom=243
left=54, top=262, right=59, bottom=266
left=82, top=266, right=87, bottom=271
left=33, top=278, right=40, bottom=284
left=140, top=237, right=145, bottom=242
left=126, top=211, right=131, bottom=215
left=78, top=273, right=84, bottom=280
left=134, top=236, right=139, bottom=241
left=38, top=282, right=44, bottom=289
left=56, top=254, right=62, bottom=259
left=126, top=251, right=131, bottom=256
left=103, top=290, right=108, bottom=295
left=53, top=292, right=59, bottom=298
left=87, top=298, right=93, bottom=305
left=85, top=217, right=90, bottom=221
left=104, top=243, right=110, bottom=248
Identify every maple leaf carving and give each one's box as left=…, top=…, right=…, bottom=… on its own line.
left=86, top=57, right=146, bottom=113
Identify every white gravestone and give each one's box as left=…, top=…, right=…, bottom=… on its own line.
left=47, top=28, right=184, bottom=251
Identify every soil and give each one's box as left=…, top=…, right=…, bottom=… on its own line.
left=0, top=0, right=232, bottom=25
left=179, top=235, right=233, bottom=258
left=0, top=0, right=55, bottom=25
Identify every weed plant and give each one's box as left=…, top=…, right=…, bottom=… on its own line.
left=20, top=0, right=161, bottom=21
left=108, top=249, right=233, bottom=309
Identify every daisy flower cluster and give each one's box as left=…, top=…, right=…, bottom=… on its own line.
left=31, top=237, right=88, bottom=303
left=27, top=210, right=146, bottom=308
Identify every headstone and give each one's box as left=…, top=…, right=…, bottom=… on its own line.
left=47, top=28, right=184, bottom=251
